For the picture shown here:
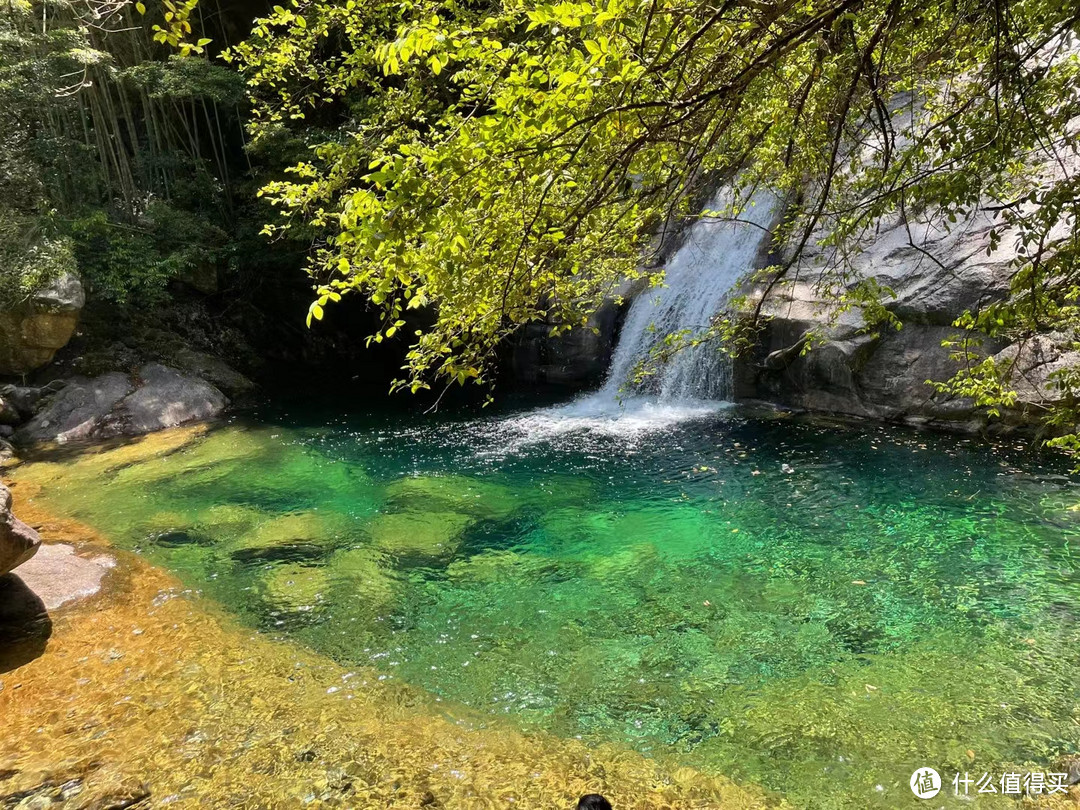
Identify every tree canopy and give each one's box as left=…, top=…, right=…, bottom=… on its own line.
left=231, top=0, right=1078, bottom=413
left=7, top=0, right=1079, bottom=443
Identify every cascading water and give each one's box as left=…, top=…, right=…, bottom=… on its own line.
left=601, top=187, right=777, bottom=401
left=498, top=186, right=776, bottom=443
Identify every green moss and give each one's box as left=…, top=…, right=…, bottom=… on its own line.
left=261, top=563, right=331, bottom=611
left=384, top=474, right=519, bottom=520
left=227, top=511, right=345, bottom=557
left=368, top=511, right=473, bottom=558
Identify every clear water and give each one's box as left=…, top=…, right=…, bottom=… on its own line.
left=16, top=399, right=1080, bottom=808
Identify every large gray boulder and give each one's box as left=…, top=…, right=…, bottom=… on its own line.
left=736, top=209, right=1017, bottom=428
left=17, top=363, right=227, bottom=445
left=16, top=372, right=134, bottom=445
left=113, top=363, right=228, bottom=436
left=0, top=481, right=40, bottom=576
left=0, top=273, right=85, bottom=375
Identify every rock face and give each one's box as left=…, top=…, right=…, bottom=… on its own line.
left=0, top=482, right=40, bottom=575
left=17, top=363, right=227, bottom=445
left=736, top=210, right=1019, bottom=428
left=11, top=542, right=114, bottom=610
left=509, top=302, right=622, bottom=388
left=0, top=273, right=85, bottom=375
left=173, top=348, right=256, bottom=397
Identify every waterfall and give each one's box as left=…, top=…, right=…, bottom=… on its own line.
left=600, top=187, right=776, bottom=401
left=495, top=187, right=776, bottom=445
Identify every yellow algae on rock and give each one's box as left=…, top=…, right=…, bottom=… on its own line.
left=14, top=424, right=207, bottom=487
left=368, top=510, right=473, bottom=558
left=109, top=425, right=286, bottom=490
left=0, top=494, right=785, bottom=810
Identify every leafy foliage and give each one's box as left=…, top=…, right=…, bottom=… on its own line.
left=231, top=0, right=1080, bottom=414
left=0, top=0, right=250, bottom=307
left=69, top=203, right=229, bottom=304
left=0, top=216, right=76, bottom=309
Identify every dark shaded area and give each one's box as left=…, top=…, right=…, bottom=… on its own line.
left=149, top=529, right=212, bottom=548
left=0, top=573, right=51, bottom=673
left=231, top=542, right=327, bottom=566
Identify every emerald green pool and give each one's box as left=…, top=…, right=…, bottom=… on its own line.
left=18, top=397, right=1080, bottom=808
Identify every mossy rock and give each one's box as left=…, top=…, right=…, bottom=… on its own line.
left=139, top=510, right=192, bottom=535
left=227, top=511, right=345, bottom=560
left=327, top=547, right=397, bottom=611
left=138, top=511, right=215, bottom=549
left=384, top=475, right=519, bottom=520
left=153, top=541, right=215, bottom=576
left=261, top=563, right=331, bottom=611
left=367, top=511, right=473, bottom=558
left=194, top=503, right=266, bottom=540
left=444, top=548, right=567, bottom=583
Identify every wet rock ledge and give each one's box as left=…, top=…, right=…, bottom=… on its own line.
left=0, top=482, right=39, bottom=576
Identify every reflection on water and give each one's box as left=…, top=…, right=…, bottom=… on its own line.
left=13, top=401, right=1080, bottom=808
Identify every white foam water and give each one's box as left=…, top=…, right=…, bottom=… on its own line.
left=498, top=395, right=730, bottom=442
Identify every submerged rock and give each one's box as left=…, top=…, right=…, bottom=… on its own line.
left=0, top=482, right=40, bottom=576
left=17, top=363, right=227, bottom=445
left=385, top=474, right=519, bottom=520
left=261, top=562, right=331, bottom=611
left=227, top=511, right=343, bottom=561
left=328, top=547, right=396, bottom=609
left=195, top=503, right=266, bottom=538
left=368, top=511, right=473, bottom=559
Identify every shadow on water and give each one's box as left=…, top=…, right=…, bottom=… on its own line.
left=0, top=573, right=52, bottom=673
